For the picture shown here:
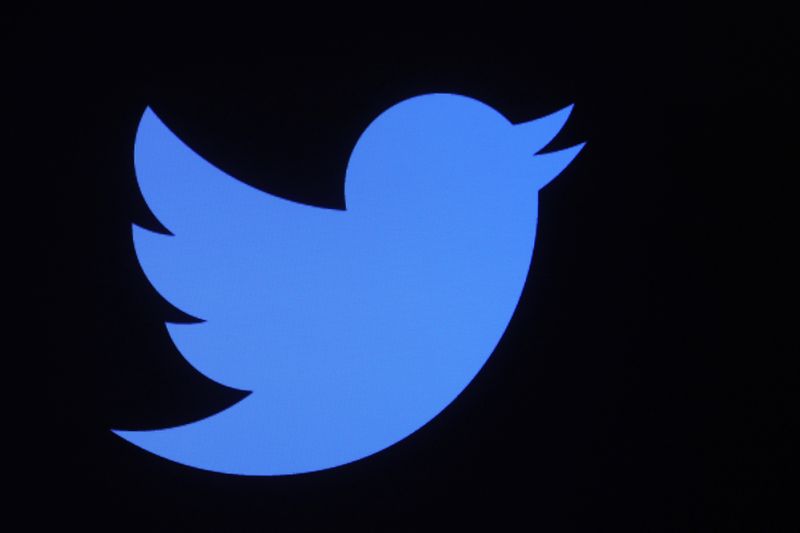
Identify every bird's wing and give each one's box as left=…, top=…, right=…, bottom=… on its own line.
left=131, top=108, right=347, bottom=388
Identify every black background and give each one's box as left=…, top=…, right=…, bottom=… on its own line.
left=8, top=7, right=794, bottom=531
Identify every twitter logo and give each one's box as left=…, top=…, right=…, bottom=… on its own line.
left=112, top=93, right=584, bottom=475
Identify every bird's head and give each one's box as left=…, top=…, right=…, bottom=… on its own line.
left=344, top=93, right=583, bottom=222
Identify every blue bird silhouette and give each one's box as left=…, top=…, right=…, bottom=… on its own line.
left=113, top=93, right=584, bottom=475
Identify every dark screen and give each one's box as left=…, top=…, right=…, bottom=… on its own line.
left=10, top=8, right=793, bottom=531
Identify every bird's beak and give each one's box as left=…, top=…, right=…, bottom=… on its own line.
left=530, top=142, right=586, bottom=190
left=513, top=104, right=586, bottom=190
left=514, top=104, right=574, bottom=155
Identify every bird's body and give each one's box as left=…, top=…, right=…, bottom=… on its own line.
left=114, top=94, right=584, bottom=475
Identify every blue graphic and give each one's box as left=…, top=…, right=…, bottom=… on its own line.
left=113, top=93, right=584, bottom=475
